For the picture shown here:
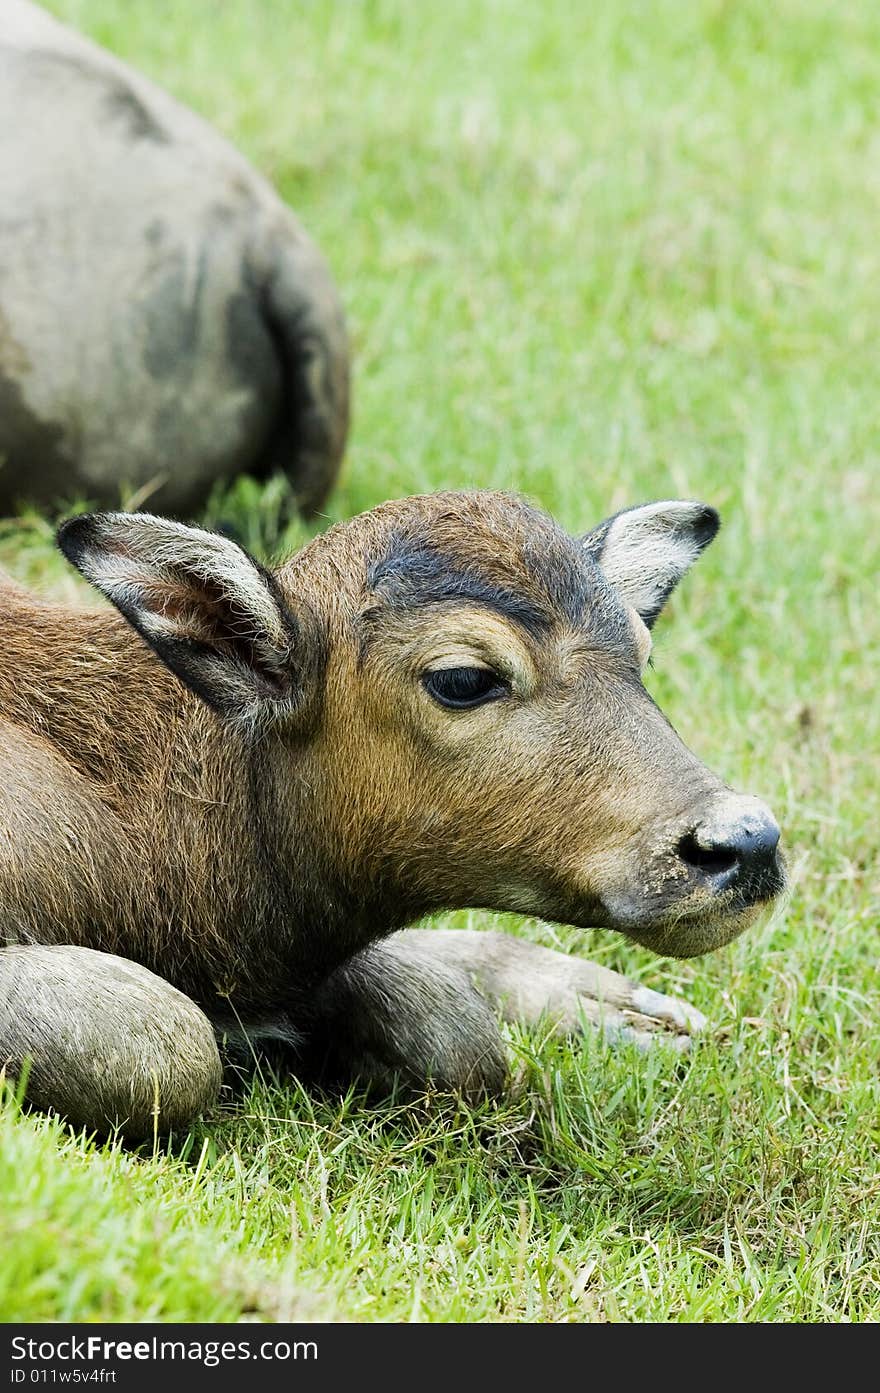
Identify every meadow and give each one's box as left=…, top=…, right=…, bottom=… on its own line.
left=1, top=0, right=878, bottom=1321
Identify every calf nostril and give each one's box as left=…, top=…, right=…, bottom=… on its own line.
left=676, top=831, right=740, bottom=879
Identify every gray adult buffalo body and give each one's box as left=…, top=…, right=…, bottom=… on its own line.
left=0, top=1, right=349, bottom=516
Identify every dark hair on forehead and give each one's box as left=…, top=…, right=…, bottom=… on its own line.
left=365, top=497, right=629, bottom=645
left=368, top=538, right=556, bottom=638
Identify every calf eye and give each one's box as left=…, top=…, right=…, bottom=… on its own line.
left=422, top=666, right=509, bottom=710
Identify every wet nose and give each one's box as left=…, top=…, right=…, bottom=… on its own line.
left=677, top=799, right=782, bottom=897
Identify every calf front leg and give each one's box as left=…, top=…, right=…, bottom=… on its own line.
left=307, top=926, right=706, bottom=1098
left=395, top=928, right=707, bottom=1052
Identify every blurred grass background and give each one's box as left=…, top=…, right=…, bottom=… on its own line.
left=1, top=0, right=878, bottom=1321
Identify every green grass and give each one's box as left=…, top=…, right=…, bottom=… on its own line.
left=2, top=0, right=878, bottom=1321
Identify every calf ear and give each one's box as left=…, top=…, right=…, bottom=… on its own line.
left=581, top=501, right=720, bottom=628
left=58, top=512, right=318, bottom=725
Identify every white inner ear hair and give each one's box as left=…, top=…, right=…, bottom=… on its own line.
left=79, top=515, right=287, bottom=646
left=598, top=501, right=706, bottom=614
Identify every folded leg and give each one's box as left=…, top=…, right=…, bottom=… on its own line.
left=396, top=928, right=707, bottom=1051
left=307, top=927, right=706, bottom=1095
left=0, top=944, right=221, bottom=1138
left=307, top=934, right=508, bottom=1096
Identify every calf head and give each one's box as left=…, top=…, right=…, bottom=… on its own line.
left=59, top=491, right=784, bottom=959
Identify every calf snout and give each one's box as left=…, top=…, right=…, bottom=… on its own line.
left=677, top=796, right=783, bottom=902
left=596, top=791, right=786, bottom=957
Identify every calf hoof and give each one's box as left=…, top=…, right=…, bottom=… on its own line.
left=0, top=945, right=221, bottom=1139
left=461, top=932, right=709, bottom=1054
left=540, top=957, right=708, bottom=1054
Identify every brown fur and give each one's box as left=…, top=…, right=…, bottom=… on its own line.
left=0, top=491, right=784, bottom=1135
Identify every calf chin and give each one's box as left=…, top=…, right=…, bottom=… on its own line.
left=614, top=901, right=768, bottom=959
left=594, top=861, right=785, bottom=957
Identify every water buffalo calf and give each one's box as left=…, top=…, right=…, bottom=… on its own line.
left=0, top=490, right=785, bottom=1137
left=0, top=0, right=349, bottom=517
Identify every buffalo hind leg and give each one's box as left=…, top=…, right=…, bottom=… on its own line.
left=0, top=944, right=221, bottom=1140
